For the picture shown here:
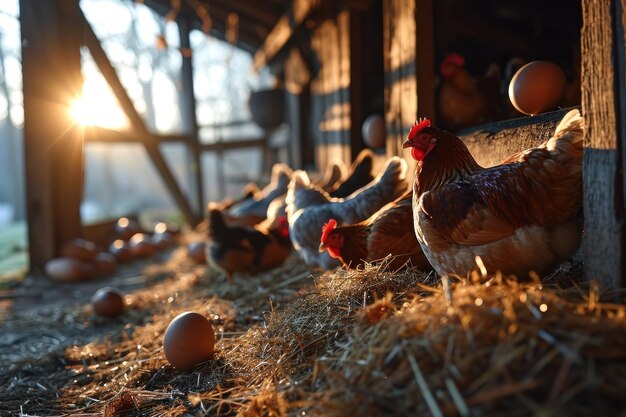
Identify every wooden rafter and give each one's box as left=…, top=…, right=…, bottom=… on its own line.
left=78, top=10, right=200, bottom=226
left=253, top=0, right=320, bottom=71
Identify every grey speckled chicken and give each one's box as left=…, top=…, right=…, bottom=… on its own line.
left=228, top=163, right=293, bottom=220
left=286, top=157, right=409, bottom=269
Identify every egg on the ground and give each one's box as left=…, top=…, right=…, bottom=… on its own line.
left=509, top=61, right=566, bottom=116
left=91, top=287, right=125, bottom=317
left=60, top=238, right=98, bottom=262
left=108, top=239, right=133, bottom=263
left=152, top=231, right=175, bottom=250
left=163, top=312, right=215, bottom=371
left=45, top=257, right=95, bottom=282
left=93, top=252, right=118, bottom=276
left=129, top=233, right=156, bottom=259
left=187, top=242, right=207, bottom=264
left=115, top=217, right=141, bottom=241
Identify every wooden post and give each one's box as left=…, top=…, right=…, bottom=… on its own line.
left=178, top=17, right=205, bottom=218
left=581, top=0, right=626, bottom=287
left=383, top=0, right=434, bottom=159
left=21, top=0, right=83, bottom=271
left=349, top=9, right=365, bottom=161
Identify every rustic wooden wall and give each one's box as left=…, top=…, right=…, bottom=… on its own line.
left=383, top=0, right=434, bottom=161
left=310, top=11, right=352, bottom=172
left=580, top=0, right=626, bottom=287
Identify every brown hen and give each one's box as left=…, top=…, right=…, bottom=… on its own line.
left=402, top=110, right=583, bottom=278
left=318, top=191, right=430, bottom=271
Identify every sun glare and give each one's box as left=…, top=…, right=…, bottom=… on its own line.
left=70, top=77, right=130, bottom=129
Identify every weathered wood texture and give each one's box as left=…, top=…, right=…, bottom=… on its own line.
left=581, top=0, right=626, bottom=287
left=178, top=17, right=204, bottom=217
left=253, top=0, right=319, bottom=70
left=383, top=0, right=417, bottom=158
left=460, top=109, right=575, bottom=167
left=310, top=11, right=352, bottom=172
left=21, top=0, right=83, bottom=271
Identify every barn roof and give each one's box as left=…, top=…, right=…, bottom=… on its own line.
left=144, top=0, right=292, bottom=53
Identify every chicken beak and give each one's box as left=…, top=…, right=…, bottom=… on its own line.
left=318, top=242, right=327, bottom=253
left=402, top=139, right=414, bottom=149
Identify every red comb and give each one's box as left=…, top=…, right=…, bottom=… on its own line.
left=443, top=53, right=465, bottom=67
left=321, top=219, right=338, bottom=244
left=277, top=216, right=289, bottom=238
left=408, top=118, right=431, bottom=139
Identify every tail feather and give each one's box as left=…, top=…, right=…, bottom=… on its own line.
left=375, top=157, right=409, bottom=200
left=548, top=109, right=584, bottom=149
left=208, top=209, right=229, bottom=239
left=547, top=109, right=583, bottom=175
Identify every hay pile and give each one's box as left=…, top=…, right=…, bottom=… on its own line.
left=1, top=248, right=625, bottom=416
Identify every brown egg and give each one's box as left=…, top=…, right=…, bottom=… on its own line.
left=93, top=252, right=118, bottom=276
left=115, top=217, right=141, bottom=241
left=91, top=287, right=125, bottom=317
left=45, top=257, right=95, bottom=282
left=152, top=231, right=175, bottom=250
left=509, top=61, right=566, bottom=115
left=187, top=242, right=207, bottom=264
left=108, top=239, right=134, bottom=263
left=129, top=233, right=156, bottom=259
left=60, top=238, right=98, bottom=262
left=163, top=312, right=215, bottom=370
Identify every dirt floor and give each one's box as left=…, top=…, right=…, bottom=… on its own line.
left=1, top=240, right=625, bottom=416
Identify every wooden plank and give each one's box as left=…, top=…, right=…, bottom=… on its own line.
left=415, top=0, right=435, bottom=122
left=580, top=0, right=625, bottom=287
left=383, top=0, right=418, bottom=160
left=179, top=17, right=204, bottom=218
left=79, top=10, right=199, bottom=227
left=349, top=9, right=365, bottom=160
left=459, top=108, right=574, bottom=168
left=200, top=138, right=267, bottom=152
left=20, top=0, right=83, bottom=271
left=309, top=11, right=352, bottom=172
left=253, top=0, right=319, bottom=71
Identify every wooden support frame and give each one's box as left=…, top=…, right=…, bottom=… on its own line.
left=78, top=9, right=200, bottom=227
left=20, top=0, right=84, bottom=270
left=581, top=0, right=626, bottom=287
left=178, top=16, right=205, bottom=218
left=253, top=0, right=319, bottom=71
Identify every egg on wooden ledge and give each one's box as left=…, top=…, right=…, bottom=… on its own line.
left=91, top=287, right=125, bottom=317
left=45, top=257, right=95, bottom=282
left=163, top=312, right=216, bottom=371
left=508, top=61, right=566, bottom=116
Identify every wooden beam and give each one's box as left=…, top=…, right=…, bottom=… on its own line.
left=383, top=0, right=417, bottom=159
left=20, top=0, right=83, bottom=271
left=253, top=0, right=319, bottom=71
left=581, top=0, right=626, bottom=287
left=415, top=0, right=435, bottom=122
left=349, top=10, right=365, bottom=160
left=200, top=138, right=267, bottom=152
left=211, top=0, right=279, bottom=28
left=179, top=17, right=205, bottom=218
left=79, top=10, right=200, bottom=227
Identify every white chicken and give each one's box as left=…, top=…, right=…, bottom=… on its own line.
left=286, top=157, right=408, bottom=269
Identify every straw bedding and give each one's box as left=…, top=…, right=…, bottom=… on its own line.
left=0, top=244, right=624, bottom=416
